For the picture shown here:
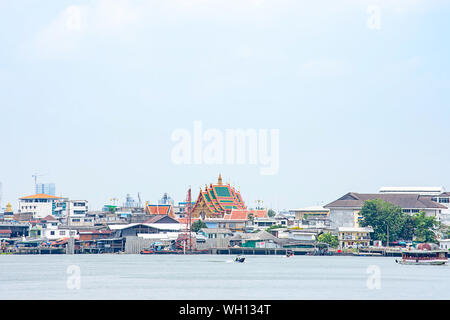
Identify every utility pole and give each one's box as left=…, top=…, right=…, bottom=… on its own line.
left=186, top=187, right=192, bottom=253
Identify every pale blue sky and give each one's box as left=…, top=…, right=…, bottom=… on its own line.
left=1, top=0, right=449, bottom=211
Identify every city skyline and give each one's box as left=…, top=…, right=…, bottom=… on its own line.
left=1, top=0, right=450, bottom=211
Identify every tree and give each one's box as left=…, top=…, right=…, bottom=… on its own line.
left=317, top=232, right=338, bottom=248
left=400, top=215, right=415, bottom=241
left=191, top=220, right=207, bottom=233
left=412, top=211, right=438, bottom=243
left=267, top=209, right=276, bottom=217
left=359, top=200, right=439, bottom=244
left=359, top=199, right=410, bottom=243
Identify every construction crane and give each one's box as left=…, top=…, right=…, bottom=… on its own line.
left=32, top=173, right=45, bottom=193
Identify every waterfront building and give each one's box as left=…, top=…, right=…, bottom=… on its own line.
left=287, top=229, right=318, bottom=241
left=78, top=229, right=113, bottom=241
left=204, top=211, right=248, bottom=232
left=229, top=230, right=283, bottom=248
left=67, top=215, right=94, bottom=228
left=35, top=183, right=56, bottom=196
left=439, top=239, right=450, bottom=250
left=191, top=174, right=246, bottom=219
left=18, top=194, right=66, bottom=218
left=145, top=203, right=175, bottom=217
left=173, top=201, right=196, bottom=218
left=0, top=222, right=29, bottom=238
left=431, top=192, right=450, bottom=225
left=108, top=221, right=182, bottom=239
left=289, top=206, right=333, bottom=232
left=337, top=227, right=373, bottom=249
left=290, top=206, right=329, bottom=224
left=379, top=186, right=445, bottom=196
left=325, top=192, right=446, bottom=230
left=18, top=194, right=89, bottom=220
left=68, top=200, right=88, bottom=216
left=198, top=228, right=233, bottom=239
left=379, top=186, right=450, bottom=225
left=0, top=229, right=12, bottom=239
left=28, top=215, right=78, bottom=240
left=247, top=217, right=284, bottom=232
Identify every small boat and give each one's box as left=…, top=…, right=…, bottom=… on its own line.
left=395, top=249, right=448, bottom=265
left=140, top=249, right=156, bottom=254
left=235, top=256, right=245, bottom=263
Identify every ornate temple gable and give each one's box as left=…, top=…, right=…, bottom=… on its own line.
left=191, top=174, right=247, bottom=218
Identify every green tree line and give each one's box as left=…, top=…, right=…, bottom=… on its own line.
left=359, top=199, right=439, bottom=243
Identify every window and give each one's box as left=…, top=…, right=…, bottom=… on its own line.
left=439, top=198, right=449, bottom=204
left=60, top=231, right=66, bottom=235
left=50, top=231, right=55, bottom=235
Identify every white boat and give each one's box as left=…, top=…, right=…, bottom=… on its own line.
left=395, top=249, right=448, bottom=265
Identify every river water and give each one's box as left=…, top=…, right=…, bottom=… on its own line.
left=0, top=254, right=448, bottom=299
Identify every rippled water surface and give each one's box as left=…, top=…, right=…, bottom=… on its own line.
left=0, top=254, right=448, bottom=299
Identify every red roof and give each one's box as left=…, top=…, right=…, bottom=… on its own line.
left=249, top=209, right=268, bottom=218
left=19, top=194, right=63, bottom=200
left=78, top=230, right=112, bottom=235
left=224, top=210, right=249, bottom=220
left=177, top=217, right=200, bottom=224
left=0, top=230, right=12, bottom=234
left=146, top=205, right=172, bottom=215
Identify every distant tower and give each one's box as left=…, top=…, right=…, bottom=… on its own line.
left=159, top=193, right=174, bottom=206
left=3, top=202, right=13, bottom=220
left=124, top=194, right=137, bottom=208
left=36, top=183, right=56, bottom=196
left=217, top=173, right=223, bottom=185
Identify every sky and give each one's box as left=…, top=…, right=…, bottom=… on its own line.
left=1, top=0, right=450, bottom=211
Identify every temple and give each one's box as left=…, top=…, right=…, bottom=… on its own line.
left=191, top=174, right=247, bottom=219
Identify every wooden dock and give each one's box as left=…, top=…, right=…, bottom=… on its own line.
left=16, top=247, right=65, bottom=255
left=211, top=247, right=313, bottom=255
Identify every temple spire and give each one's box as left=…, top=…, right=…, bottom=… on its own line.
left=218, top=173, right=223, bottom=185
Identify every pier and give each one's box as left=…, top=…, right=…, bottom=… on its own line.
left=16, top=247, right=65, bottom=254
left=211, top=247, right=313, bottom=255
